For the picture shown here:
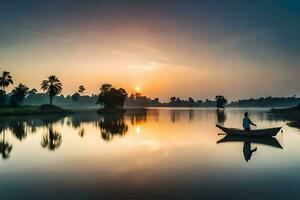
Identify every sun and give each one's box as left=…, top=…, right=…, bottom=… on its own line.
left=135, top=86, right=141, bottom=92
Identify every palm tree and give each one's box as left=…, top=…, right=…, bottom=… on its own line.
left=78, top=85, right=85, bottom=94
left=41, top=75, right=62, bottom=106
left=0, top=71, right=13, bottom=92
left=28, top=88, right=38, bottom=95
left=10, top=83, right=29, bottom=106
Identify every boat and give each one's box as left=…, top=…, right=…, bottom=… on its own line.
left=216, top=124, right=281, bottom=137
left=217, top=135, right=283, bottom=149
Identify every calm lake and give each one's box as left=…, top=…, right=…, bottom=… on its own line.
left=0, top=108, right=299, bottom=200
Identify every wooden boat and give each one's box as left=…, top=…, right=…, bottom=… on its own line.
left=217, top=135, right=283, bottom=149
left=216, top=124, right=281, bottom=137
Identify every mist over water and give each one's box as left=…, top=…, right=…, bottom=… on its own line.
left=0, top=108, right=299, bottom=199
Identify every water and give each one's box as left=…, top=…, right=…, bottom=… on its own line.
left=0, top=108, right=299, bottom=199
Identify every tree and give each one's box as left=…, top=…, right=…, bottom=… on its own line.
left=28, top=88, right=38, bottom=95
left=71, top=92, right=80, bottom=102
left=41, top=75, right=62, bottom=106
left=10, top=83, right=29, bottom=106
left=0, top=90, right=5, bottom=106
left=0, top=71, right=13, bottom=93
left=97, top=83, right=128, bottom=109
left=78, top=85, right=85, bottom=94
left=170, top=96, right=176, bottom=103
left=215, top=95, right=228, bottom=109
left=188, top=97, right=195, bottom=107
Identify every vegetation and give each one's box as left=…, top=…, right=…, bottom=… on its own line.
left=0, top=71, right=13, bottom=93
left=228, top=96, right=300, bottom=108
left=41, top=75, right=62, bottom=106
left=0, top=105, right=71, bottom=116
left=97, top=83, right=128, bottom=110
left=215, top=95, right=228, bottom=109
left=0, top=71, right=13, bottom=106
left=78, top=85, right=85, bottom=94
left=0, top=71, right=300, bottom=115
left=71, top=92, right=81, bottom=102
left=10, top=83, right=29, bottom=106
left=0, top=90, right=5, bottom=106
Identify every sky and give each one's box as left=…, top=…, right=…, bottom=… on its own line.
left=0, top=0, right=300, bottom=101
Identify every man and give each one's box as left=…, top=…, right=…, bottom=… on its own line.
left=242, top=112, right=257, bottom=131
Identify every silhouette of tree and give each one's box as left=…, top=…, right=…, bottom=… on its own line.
left=41, top=75, right=62, bottom=106
left=0, top=71, right=13, bottom=93
left=71, top=92, right=80, bottom=102
left=170, top=96, right=176, bottom=103
left=97, top=83, right=128, bottom=109
left=0, top=90, right=5, bottom=106
left=78, top=85, right=85, bottom=94
left=215, top=95, right=227, bottom=109
left=10, top=83, right=29, bottom=106
left=188, top=97, right=196, bottom=107
left=28, top=88, right=38, bottom=95
left=41, top=126, right=62, bottom=151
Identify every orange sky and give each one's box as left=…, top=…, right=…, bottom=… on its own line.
left=1, top=1, right=300, bottom=101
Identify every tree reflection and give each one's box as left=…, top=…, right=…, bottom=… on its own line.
left=127, top=108, right=147, bottom=126
left=98, top=113, right=128, bottom=141
left=41, top=126, right=62, bottom=151
left=216, top=109, right=226, bottom=125
left=8, top=121, right=27, bottom=141
left=170, top=110, right=181, bottom=123
left=189, top=109, right=194, bottom=122
left=0, top=131, right=13, bottom=160
left=40, top=115, right=65, bottom=151
left=78, top=128, right=85, bottom=138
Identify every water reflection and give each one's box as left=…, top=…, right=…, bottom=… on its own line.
left=127, top=108, right=147, bottom=125
left=0, top=109, right=288, bottom=163
left=216, top=109, right=226, bottom=125
left=0, top=108, right=299, bottom=199
left=41, top=127, right=62, bottom=151
left=97, top=113, right=128, bottom=141
left=170, top=110, right=181, bottom=123
left=189, top=109, right=194, bottom=122
left=0, top=131, right=12, bottom=159
left=217, top=135, right=283, bottom=162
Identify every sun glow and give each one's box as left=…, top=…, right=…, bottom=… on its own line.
left=135, top=86, right=141, bottom=92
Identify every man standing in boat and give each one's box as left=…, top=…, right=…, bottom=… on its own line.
left=243, top=112, right=257, bottom=131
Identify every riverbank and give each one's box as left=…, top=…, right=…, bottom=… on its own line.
left=0, top=105, right=72, bottom=116
left=0, top=105, right=147, bottom=116
left=271, top=104, right=300, bottom=128
left=271, top=104, right=300, bottom=116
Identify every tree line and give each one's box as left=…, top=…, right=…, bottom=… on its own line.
left=1, top=71, right=299, bottom=109
left=0, top=71, right=128, bottom=109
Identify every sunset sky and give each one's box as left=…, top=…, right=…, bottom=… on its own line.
left=1, top=0, right=300, bottom=101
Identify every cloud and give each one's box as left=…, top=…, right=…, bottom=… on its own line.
left=128, top=61, right=160, bottom=71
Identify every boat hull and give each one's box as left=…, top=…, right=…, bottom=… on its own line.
left=217, top=135, right=283, bottom=149
left=216, top=124, right=281, bottom=137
